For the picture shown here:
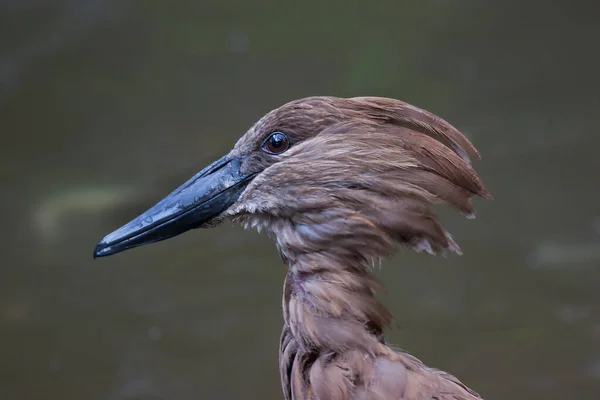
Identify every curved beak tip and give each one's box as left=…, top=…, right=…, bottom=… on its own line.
left=93, top=241, right=111, bottom=259
left=91, top=155, right=254, bottom=260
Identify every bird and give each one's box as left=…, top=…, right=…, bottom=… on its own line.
left=94, top=96, right=492, bottom=400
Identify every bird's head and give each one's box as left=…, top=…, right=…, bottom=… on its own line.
left=94, top=96, right=491, bottom=261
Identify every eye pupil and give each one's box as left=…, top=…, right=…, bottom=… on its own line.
left=263, top=131, right=290, bottom=154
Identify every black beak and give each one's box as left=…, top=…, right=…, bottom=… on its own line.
left=93, top=155, right=253, bottom=258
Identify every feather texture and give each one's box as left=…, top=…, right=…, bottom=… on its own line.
left=226, top=96, right=490, bottom=399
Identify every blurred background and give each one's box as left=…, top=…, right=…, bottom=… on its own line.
left=1, top=0, right=599, bottom=399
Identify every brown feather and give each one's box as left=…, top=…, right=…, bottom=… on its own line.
left=224, top=96, right=490, bottom=399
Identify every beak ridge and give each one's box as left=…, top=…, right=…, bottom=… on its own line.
left=94, top=155, right=252, bottom=258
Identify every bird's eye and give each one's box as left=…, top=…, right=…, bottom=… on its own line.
left=262, top=131, right=290, bottom=154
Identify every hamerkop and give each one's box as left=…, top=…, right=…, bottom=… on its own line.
left=95, top=96, right=491, bottom=400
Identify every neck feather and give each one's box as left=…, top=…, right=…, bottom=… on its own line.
left=282, top=250, right=392, bottom=355
left=239, top=212, right=402, bottom=354
left=241, top=203, right=458, bottom=354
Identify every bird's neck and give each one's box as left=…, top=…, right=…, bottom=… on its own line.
left=281, top=251, right=392, bottom=354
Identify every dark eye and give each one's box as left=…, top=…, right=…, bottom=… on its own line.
left=262, top=131, right=290, bottom=154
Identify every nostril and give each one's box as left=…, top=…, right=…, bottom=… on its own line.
left=201, top=156, right=232, bottom=177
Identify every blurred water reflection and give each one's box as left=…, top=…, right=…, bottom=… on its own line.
left=1, top=1, right=599, bottom=399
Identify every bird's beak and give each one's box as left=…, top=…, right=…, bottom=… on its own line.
left=93, top=155, right=254, bottom=258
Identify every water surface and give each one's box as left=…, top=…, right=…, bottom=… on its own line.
left=1, top=1, right=599, bottom=399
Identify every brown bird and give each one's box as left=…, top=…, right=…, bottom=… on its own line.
left=94, top=96, right=491, bottom=400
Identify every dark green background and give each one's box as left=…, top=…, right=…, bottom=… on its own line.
left=1, top=1, right=599, bottom=399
